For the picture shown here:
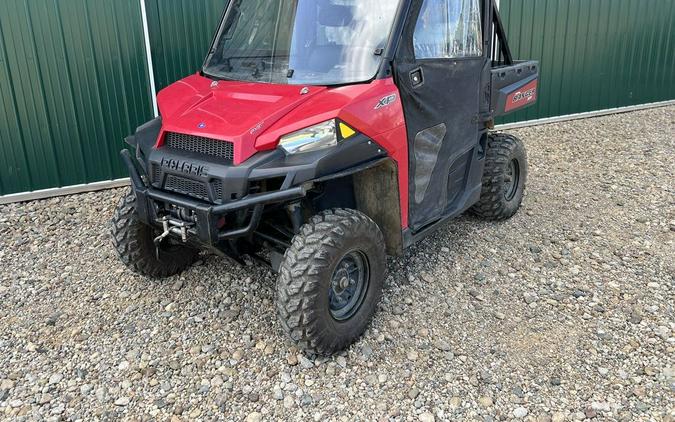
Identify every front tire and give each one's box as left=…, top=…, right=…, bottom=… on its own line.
left=110, top=189, right=198, bottom=279
left=471, top=133, right=528, bottom=220
left=276, top=209, right=386, bottom=355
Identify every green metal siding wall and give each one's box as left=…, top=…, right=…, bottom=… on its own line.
left=0, top=0, right=674, bottom=197
left=499, top=0, right=675, bottom=123
left=145, top=0, right=226, bottom=91
left=0, top=0, right=153, bottom=196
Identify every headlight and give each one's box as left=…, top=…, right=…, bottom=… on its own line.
left=279, top=120, right=338, bottom=154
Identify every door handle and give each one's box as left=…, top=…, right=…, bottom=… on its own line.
left=410, top=68, right=424, bottom=87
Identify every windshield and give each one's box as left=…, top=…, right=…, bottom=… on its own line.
left=203, top=0, right=400, bottom=85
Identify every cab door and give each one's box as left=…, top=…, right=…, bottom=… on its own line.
left=393, top=0, right=487, bottom=231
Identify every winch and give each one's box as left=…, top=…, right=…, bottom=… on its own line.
left=153, top=213, right=195, bottom=245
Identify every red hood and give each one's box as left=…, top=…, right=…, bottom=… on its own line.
left=157, top=74, right=327, bottom=164
left=156, top=74, right=404, bottom=165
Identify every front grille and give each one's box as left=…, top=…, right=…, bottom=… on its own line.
left=164, top=132, right=234, bottom=160
left=165, top=175, right=209, bottom=201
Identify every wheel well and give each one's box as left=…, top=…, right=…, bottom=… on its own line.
left=311, top=160, right=403, bottom=256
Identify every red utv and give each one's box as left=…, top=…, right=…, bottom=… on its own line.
left=112, top=0, right=538, bottom=355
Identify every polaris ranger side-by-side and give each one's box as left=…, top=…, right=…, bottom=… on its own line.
left=112, top=0, right=538, bottom=355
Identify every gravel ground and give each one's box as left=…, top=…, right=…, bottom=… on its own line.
left=1, top=106, right=673, bottom=422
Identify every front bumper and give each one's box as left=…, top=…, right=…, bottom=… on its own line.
left=123, top=149, right=311, bottom=245
left=122, top=118, right=387, bottom=247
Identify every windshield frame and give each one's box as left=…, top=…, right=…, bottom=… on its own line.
left=201, top=0, right=408, bottom=87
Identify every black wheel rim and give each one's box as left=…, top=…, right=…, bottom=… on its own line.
left=328, top=251, right=370, bottom=321
left=504, top=159, right=520, bottom=201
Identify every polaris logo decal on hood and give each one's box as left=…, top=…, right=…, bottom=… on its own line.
left=249, top=121, right=265, bottom=135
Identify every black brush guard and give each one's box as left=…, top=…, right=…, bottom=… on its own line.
left=122, top=149, right=310, bottom=246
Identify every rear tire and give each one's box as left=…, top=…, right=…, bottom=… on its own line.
left=471, top=133, right=528, bottom=220
left=110, top=189, right=198, bottom=279
left=276, top=209, right=386, bottom=355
